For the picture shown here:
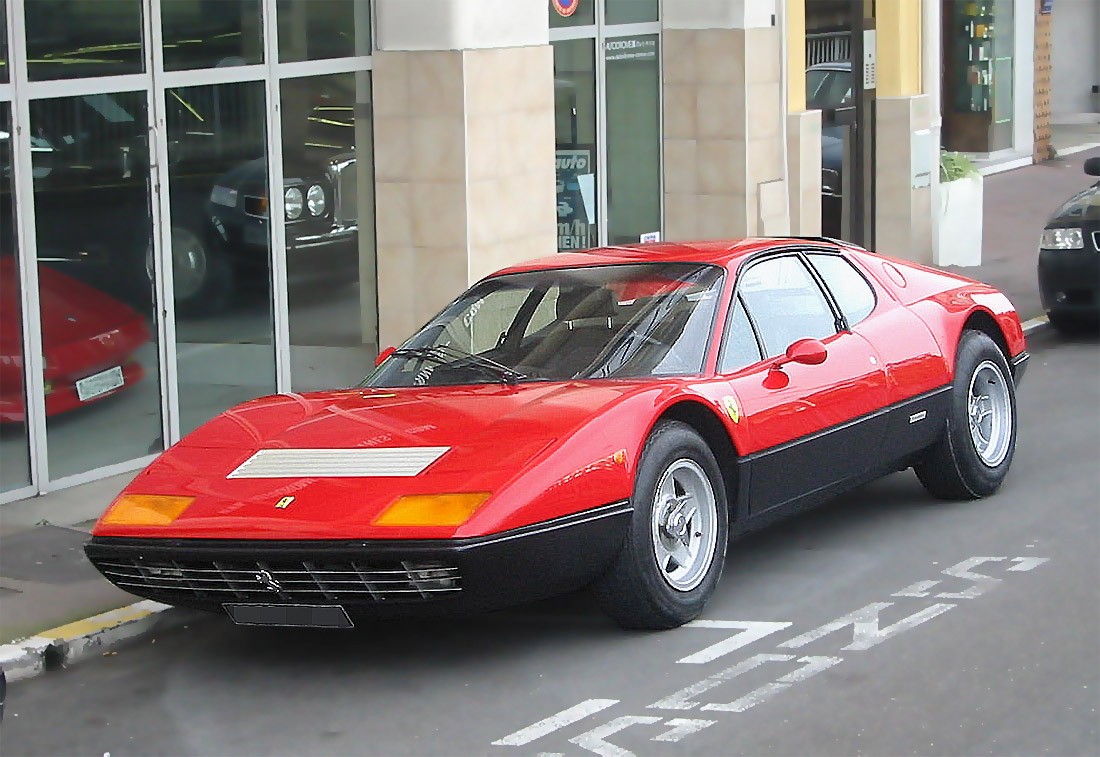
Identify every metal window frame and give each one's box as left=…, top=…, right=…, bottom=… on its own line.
left=549, top=1, right=663, bottom=249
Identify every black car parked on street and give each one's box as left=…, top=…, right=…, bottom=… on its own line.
left=1038, top=157, right=1100, bottom=332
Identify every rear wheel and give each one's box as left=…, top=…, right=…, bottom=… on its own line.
left=915, top=330, right=1017, bottom=500
left=593, top=420, right=728, bottom=630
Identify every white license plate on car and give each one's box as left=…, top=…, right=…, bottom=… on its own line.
left=75, top=366, right=124, bottom=402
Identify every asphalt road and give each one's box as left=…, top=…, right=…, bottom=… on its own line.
left=3, top=328, right=1098, bottom=757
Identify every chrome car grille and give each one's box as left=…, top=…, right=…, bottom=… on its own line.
left=329, top=154, right=358, bottom=226
left=91, top=557, right=462, bottom=603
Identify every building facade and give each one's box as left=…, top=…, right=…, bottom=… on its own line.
left=0, top=0, right=935, bottom=504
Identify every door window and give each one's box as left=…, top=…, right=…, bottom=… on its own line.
left=718, top=294, right=763, bottom=374
left=736, top=256, right=837, bottom=358
left=808, top=253, right=876, bottom=326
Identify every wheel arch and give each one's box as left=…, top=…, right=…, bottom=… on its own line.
left=962, top=308, right=1011, bottom=364
left=654, top=400, right=741, bottom=520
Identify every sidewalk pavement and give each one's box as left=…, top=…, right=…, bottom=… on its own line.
left=1, top=146, right=1097, bottom=676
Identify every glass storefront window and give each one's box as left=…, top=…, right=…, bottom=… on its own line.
left=550, top=0, right=595, bottom=29
left=606, top=34, right=660, bottom=245
left=28, top=92, right=163, bottom=480
left=0, top=102, right=32, bottom=493
left=166, top=81, right=275, bottom=435
left=278, top=0, right=371, bottom=63
left=553, top=39, right=598, bottom=251
left=606, top=0, right=658, bottom=25
left=24, top=0, right=144, bottom=81
left=943, top=0, right=1014, bottom=152
left=281, top=71, right=378, bottom=391
left=161, top=0, right=263, bottom=71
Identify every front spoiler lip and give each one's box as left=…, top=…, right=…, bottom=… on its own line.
left=85, top=501, right=633, bottom=617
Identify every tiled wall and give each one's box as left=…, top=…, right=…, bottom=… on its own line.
left=373, top=46, right=556, bottom=347
left=876, top=95, right=934, bottom=265
left=663, top=27, right=789, bottom=241
left=787, top=109, right=822, bottom=236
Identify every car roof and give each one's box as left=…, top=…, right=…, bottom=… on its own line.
left=807, top=60, right=852, bottom=72
left=492, top=238, right=853, bottom=276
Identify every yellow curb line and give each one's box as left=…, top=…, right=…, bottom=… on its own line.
left=0, top=600, right=175, bottom=683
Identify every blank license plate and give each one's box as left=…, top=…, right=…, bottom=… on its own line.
left=75, top=366, right=124, bottom=402
left=223, top=603, right=354, bottom=629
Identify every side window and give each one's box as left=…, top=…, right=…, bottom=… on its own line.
left=737, top=256, right=837, bottom=358
left=719, top=295, right=763, bottom=374
left=809, top=254, right=876, bottom=326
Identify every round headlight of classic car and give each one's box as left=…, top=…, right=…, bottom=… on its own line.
left=284, top=187, right=304, bottom=220
left=306, top=184, right=326, bottom=216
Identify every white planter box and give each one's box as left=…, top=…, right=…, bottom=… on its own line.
left=935, top=174, right=984, bottom=267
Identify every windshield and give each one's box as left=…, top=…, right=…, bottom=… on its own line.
left=366, top=263, right=725, bottom=387
left=806, top=68, right=853, bottom=110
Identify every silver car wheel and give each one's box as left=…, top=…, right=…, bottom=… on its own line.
left=650, top=458, right=718, bottom=592
left=967, top=359, right=1013, bottom=468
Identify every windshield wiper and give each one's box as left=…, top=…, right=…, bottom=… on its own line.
left=391, top=345, right=527, bottom=385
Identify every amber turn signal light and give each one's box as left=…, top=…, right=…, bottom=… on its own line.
left=101, top=494, right=194, bottom=526
left=373, top=493, right=490, bottom=527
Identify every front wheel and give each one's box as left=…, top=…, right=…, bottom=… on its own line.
left=915, top=330, right=1017, bottom=500
left=592, top=420, right=728, bottom=630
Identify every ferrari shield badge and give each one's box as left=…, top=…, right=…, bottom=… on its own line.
left=721, top=395, right=741, bottom=424
left=275, top=496, right=295, bottom=509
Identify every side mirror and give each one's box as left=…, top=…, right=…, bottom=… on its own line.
left=375, top=346, right=396, bottom=367
left=1084, top=157, right=1100, bottom=177
left=774, top=338, right=828, bottom=369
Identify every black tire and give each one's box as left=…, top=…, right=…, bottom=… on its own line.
left=592, top=420, right=729, bottom=630
left=149, top=202, right=233, bottom=318
left=915, top=330, right=1017, bottom=500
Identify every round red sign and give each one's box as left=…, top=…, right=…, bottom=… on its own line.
left=552, top=0, right=579, bottom=17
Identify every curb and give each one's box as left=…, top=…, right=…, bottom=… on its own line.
left=0, top=601, right=184, bottom=683
left=1021, top=314, right=1049, bottom=335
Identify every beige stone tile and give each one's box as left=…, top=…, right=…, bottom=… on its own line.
left=662, top=30, right=697, bottom=86
left=746, top=84, right=782, bottom=140
left=371, top=52, right=408, bottom=118
left=697, top=85, right=744, bottom=140
left=417, top=246, right=472, bottom=305
left=698, top=139, right=746, bottom=196
left=373, top=116, right=411, bottom=182
left=467, top=179, right=502, bottom=248
left=664, top=84, right=698, bottom=140
left=744, top=28, right=781, bottom=85
left=466, top=114, right=499, bottom=183
left=374, top=183, right=413, bottom=246
left=410, top=115, right=467, bottom=183
left=696, top=29, right=744, bottom=86
left=748, top=136, right=783, bottom=185
left=757, top=179, right=790, bottom=236
left=663, top=139, right=698, bottom=195
left=411, top=181, right=467, bottom=249
left=698, top=194, right=745, bottom=239
left=663, top=193, right=698, bottom=241
left=409, top=51, right=465, bottom=117
left=513, top=46, right=556, bottom=113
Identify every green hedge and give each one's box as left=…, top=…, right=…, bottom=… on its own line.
left=940, top=150, right=979, bottom=182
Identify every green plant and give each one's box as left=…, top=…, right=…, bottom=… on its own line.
left=940, top=150, right=979, bottom=182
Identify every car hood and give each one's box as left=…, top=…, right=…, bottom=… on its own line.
left=1046, top=182, right=1100, bottom=227
left=94, top=381, right=646, bottom=540
left=0, top=259, right=143, bottom=357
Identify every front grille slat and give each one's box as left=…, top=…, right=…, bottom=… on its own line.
left=92, top=555, right=462, bottom=604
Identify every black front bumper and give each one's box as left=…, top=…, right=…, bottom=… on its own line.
left=1038, top=247, right=1100, bottom=317
left=84, top=503, right=631, bottom=619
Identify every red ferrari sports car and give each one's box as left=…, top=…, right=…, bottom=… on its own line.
left=85, top=238, right=1028, bottom=630
left=0, top=258, right=149, bottom=422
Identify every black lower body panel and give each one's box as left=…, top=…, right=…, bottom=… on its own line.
left=84, top=502, right=632, bottom=620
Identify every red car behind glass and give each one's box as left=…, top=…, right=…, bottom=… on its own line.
left=0, top=258, right=149, bottom=422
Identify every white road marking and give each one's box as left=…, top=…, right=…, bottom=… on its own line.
left=1008, top=557, right=1050, bottom=572
left=649, top=653, right=794, bottom=711
left=651, top=718, right=717, bottom=742
left=492, top=699, right=619, bottom=747
left=569, top=716, right=660, bottom=757
left=677, top=620, right=794, bottom=664
left=778, top=602, right=956, bottom=652
left=892, top=580, right=941, bottom=597
left=702, top=655, right=843, bottom=713
left=937, top=557, right=1007, bottom=599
